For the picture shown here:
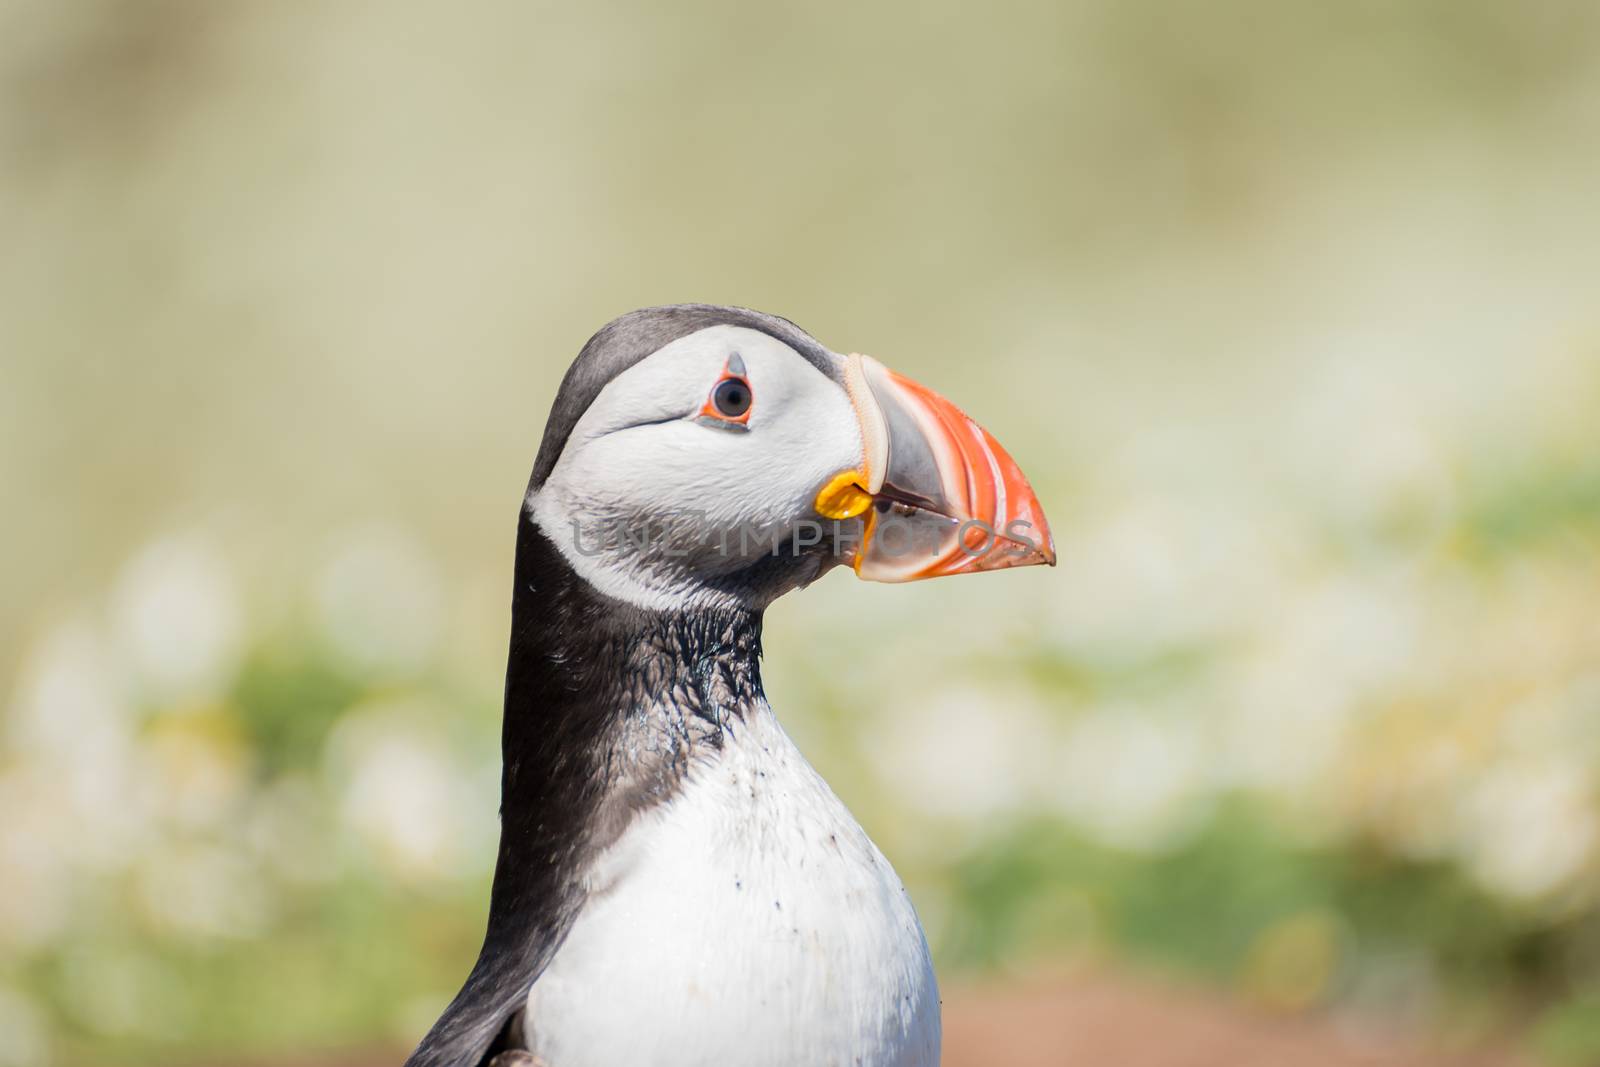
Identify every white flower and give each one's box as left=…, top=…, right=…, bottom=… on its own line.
left=867, top=686, right=1052, bottom=822
left=138, top=724, right=249, bottom=832
left=1048, top=705, right=1208, bottom=852
left=8, top=618, right=129, bottom=766
left=133, top=843, right=270, bottom=940
left=109, top=534, right=241, bottom=704
left=6, top=619, right=150, bottom=870
left=324, top=700, right=492, bottom=881
left=312, top=524, right=443, bottom=673
left=1455, top=758, right=1598, bottom=901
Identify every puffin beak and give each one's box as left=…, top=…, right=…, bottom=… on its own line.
left=814, top=354, right=1056, bottom=582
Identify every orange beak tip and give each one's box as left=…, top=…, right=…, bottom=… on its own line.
left=845, top=354, right=1057, bottom=583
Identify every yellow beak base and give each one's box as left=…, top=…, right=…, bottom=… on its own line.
left=814, top=470, right=874, bottom=520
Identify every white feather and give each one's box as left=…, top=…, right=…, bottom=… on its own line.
left=531, top=326, right=864, bottom=612
left=521, top=704, right=941, bottom=1067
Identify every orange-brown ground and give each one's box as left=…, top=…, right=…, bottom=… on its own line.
left=218, top=971, right=1529, bottom=1067
left=940, top=972, right=1527, bottom=1067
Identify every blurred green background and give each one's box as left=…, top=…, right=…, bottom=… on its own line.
left=4, top=1, right=1600, bottom=1064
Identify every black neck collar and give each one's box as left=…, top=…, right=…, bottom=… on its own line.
left=406, top=514, right=765, bottom=1067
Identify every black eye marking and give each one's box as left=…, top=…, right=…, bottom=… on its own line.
left=712, top=377, right=751, bottom=418
left=698, top=354, right=754, bottom=428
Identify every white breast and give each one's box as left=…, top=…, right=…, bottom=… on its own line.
left=521, top=705, right=940, bottom=1067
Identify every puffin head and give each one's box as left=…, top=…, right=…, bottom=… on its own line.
left=526, top=304, right=1055, bottom=611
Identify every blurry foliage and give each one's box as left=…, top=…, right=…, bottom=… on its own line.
left=8, top=433, right=1599, bottom=1062
left=1465, top=455, right=1600, bottom=558
left=3, top=597, right=497, bottom=1065
left=1536, top=990, right=1600, bottom=1067
left=233, top=644, right=370, bottom=777
left=945, top=807, right=1585, bottom=1014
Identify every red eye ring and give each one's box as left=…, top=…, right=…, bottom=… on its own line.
left=698, top=357, right=753, bottom=426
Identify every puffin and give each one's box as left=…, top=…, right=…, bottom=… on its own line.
left=405, top=305, right=1054, bottom=1067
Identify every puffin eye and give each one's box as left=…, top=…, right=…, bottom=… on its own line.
left=697, top=354, right=754, bottom=428
left=712, top=377, right=751, bottom=419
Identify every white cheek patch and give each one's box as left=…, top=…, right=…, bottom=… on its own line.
left=532, top=327, right=864, bottom=611
left=531, top=488, right=698, bottom=611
